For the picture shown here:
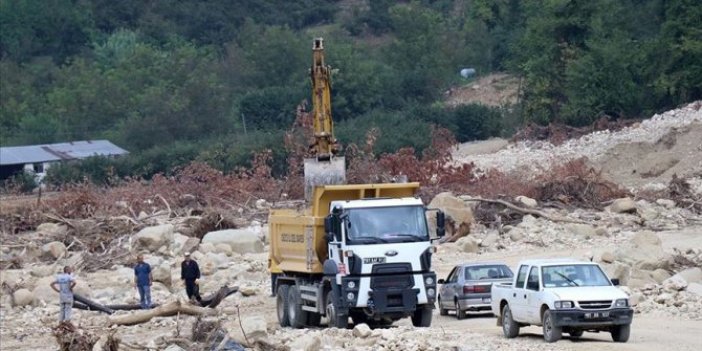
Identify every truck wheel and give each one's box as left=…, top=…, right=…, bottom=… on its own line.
left=306, top=312, right=322, bottom=327
left=276, top=285, right=290, bottom=327
left=542, top=310, right=562, bottom=343
left=455, top=300, right=465, bottom=320
left=501, top=305, right=519, bottom=338
left=325, top=290, right=348, bottom=329
left=438, top=297, right=448, bottom=316
left=287, top=285, right=308, bottom=328
left=611, top=324, right=630, bottom=343
left=411, top=306, right=433, bottom=327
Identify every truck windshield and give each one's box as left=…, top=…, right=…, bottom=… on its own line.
left=541, top=264, right=612, bottom=288
left=346, top=205, right=429, bottom=244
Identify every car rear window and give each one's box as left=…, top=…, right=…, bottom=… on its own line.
left=464, top=265, right=514, bottom=280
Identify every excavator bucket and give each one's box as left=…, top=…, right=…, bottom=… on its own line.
left=304, top=157, right=346, bottom=200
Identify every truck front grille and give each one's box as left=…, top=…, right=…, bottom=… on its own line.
left=371, top=274, right=414, bottom=290
left=578, top=300, right=612, bottom=309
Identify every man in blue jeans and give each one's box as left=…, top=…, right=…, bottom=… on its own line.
left=133, top=254, right=153, bottom=309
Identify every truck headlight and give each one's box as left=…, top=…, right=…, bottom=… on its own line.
left=554, top=300, right=574, bottom=309
left=427, top=288, right=435, bottom=297
left=615, top=298, right=629, bottom=307
left=425, top=276, right=434, bottom=285
left=347, top=292, right=355, bottom=301
left=347, top=281, right=356, bottom=289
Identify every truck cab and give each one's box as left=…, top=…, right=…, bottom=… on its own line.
left=491, top=259, right=633, bottom=343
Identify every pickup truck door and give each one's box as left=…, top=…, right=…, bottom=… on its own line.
left=524, top=266, right=543, bottom=324
left=510, top=265, right=530, bottom=321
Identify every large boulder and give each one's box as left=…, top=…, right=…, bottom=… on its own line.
left=687, top=283, right=702, bottom=297
left=456, top=236, right=479, bottom=253
left=288, top=333, right=322, bottom=351
left=36, top=222, right=68, bottom=236
left=152, top=264, right=172, bottom=287
left=42, top=241, right=67, bottom=259
left=671, top=267, right=702, bottom=284
left=429, top=192, right=474, bottom=238
left=632, top=230, right=662, bottom=247
left=480, top=232, right=499, bottom=247
left=352, top=323, right=372, bottom=338
left=12, top=288, right=34, bottom=307
left=202, top=229, right=263, bottom=254
left=610, top=198, right=637, bottom=213
left=228, top=315, right=267, bottom=344
left=567, top=224, right=596, bottom=238
left=615, top=230, right=669, bottom=270
left=515, top=196, right=537, bottom=208
left=133, top=224, right=175, bottom=251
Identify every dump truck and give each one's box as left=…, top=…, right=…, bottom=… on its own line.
left=269, top=182, right=446, bottom=328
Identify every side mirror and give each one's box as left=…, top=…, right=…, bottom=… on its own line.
left=438, top=279, right=445, bottom=284
left=324, top=216, right=332, bottom=234
left=611, top=278, right=620, bottom=286
left=436, top=211, right=446, bottom=237
left=324, top=214, right=342, bottom=242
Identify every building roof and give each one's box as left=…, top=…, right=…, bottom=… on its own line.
left=0, top=140, right=128, bottom=166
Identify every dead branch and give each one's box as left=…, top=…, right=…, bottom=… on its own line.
left=461, top=197, right=589, bottom=224
left=108, top=299, right=217, bottom=326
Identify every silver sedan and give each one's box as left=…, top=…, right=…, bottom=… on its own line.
left=438, top=262, right=514, bottom=319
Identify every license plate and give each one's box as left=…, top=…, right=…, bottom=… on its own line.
left=363, top=257, right=386, bottom=264
left=482, top=297, right=491, bottom=303
left=584, top=311, right=610, bottom=319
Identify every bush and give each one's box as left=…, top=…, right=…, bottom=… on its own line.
left=452, top=104, right=503, bottom=142
left=3, top=171, right=37, bottom=194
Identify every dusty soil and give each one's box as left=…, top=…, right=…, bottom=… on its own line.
left=445, top=73, right=520, bottom=108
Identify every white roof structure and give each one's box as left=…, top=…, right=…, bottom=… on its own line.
left=0, top=140, right=128, bottom=166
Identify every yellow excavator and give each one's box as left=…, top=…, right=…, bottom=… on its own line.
left=303, top=38, right=345, bottom=199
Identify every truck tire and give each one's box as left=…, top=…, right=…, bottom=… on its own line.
left=287, top=285, right=308, bottom=328
left=411, top=306, right=433, bottom=327
left=501, top=305, right=519, bottom=338
left=276, top=285, right=290, bottom=327
left=438, top=297, right=448, bottom=316
left=455, top=300, right=466, bottom=320
left=325, top=290, right=348, bottom=329
left=611, top=324, right=630, bottom=343
left=306, top=312, right=322, bottom=327
left=542, top=310, right=562, bottom=343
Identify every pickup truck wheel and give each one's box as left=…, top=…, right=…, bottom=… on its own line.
left=438, top=297, right=448, bottom=316
left=287, top=285, right=308, bottom=329
left=501, top=305, right=519, bottom=338
left=454, top=300, right=465, bottom=320
left=325, top=290, right=348, bottom=329
left=411, top=306, right=433, bottom=327
left=611, top=324, right=630, bottom=343
left=276, top=285, right=290, bottom=327
left=542, top=310, right=562, bottom=343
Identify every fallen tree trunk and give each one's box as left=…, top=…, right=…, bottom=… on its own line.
left=460, top=196, right=589, bottom=224
left=200, top=285, right=239, bottom=308
left=108, top=299, right=217, bottom=326
left=73, top=293, right=114, bottom=314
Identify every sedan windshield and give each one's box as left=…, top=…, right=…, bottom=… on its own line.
left=541, top=264, right=611, bottom=287
left=346, top=205, right=428, bottom=243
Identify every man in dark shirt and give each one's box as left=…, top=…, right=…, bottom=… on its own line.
left=181, top=252, right=202, bottom=304
left=133, top=254, right=153, bottom=309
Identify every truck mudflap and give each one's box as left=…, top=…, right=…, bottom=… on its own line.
left=551, top=308, right=633, bottom=328
left=367, top=288, right=420, bottom=314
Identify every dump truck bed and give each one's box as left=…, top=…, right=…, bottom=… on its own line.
left=269, top=182, right=420, bottom=274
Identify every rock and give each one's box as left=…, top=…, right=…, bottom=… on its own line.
left=654, top=292, right=673, bottom=304
left=36, top=222, right=68, bottom=236
left=629, top=292, right=643, bottom=306
left=481, top=232, right=499, bottom=247
left=163, top=345, right=186, bottom=351
left=610, top=198, right=637, bottom=213
left=515, top=195, right=537, bottom=208
left=637, top=207, right=659, bottom=222
left=31, top=265, right=57, bottom=278
left=42, top=241, right=67, bottom=259
left=567, top=224, right=596, bottom=238
left=429, top=193, right=474, bottom=238
left=198, top=242, right=216, bottom=254
left=651, top=269, right=671, bottom=284
left=202, top=229, right=264, bottom=254
left=600, top=251, right=615, bottom=263
left=229, top=316, right=267, bottom=343
left=152, top=264, right=172, bottom=287
left=214, top=243, right=233, bottom=256
left=508, top=228, right=525, bottom=241
left=663, top=276, right=688, bottom=291
left=32, top=276, right=58, bottom=305
left=133, top=224, right=175, bottom=251
left=656, top=199, right=676, bottom=209
left=240, top=286, right=257, bottom=297
left=687, top=283, right=702, bottom=297
left=633, top=230, right=662, bottom=247
left=456, top=236, right=479, bottom=253
left=671, top=267, right=702, bottom=284
left=255, top=198, right=269, bottom=210
left=12, top=288, right=34, bottom=306
left=353, top=323, right=372, bottom=338
left=595, top=227, right=609, bottom=236
left=288, top=334, right=321, bottom=351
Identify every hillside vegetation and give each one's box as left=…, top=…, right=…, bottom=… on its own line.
left=1, top=0, right=700, bottom=183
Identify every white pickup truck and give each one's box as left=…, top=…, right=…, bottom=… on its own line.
left=491, top=259, right=633, bottom=343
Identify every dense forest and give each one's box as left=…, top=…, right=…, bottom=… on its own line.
left=1, top=0, right=700, bottom=183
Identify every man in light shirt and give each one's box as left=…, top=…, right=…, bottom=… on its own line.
left=50, top=266, right=76, bottom=322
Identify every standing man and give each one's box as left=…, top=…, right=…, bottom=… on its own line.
left=133, top=254, right=153, bottom=309
left=181, top=252, right=202, bottom=304
left=50, top=266, right=76, bottom=322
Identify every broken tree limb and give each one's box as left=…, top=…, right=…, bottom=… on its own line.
left=108, top=299, right=217, bottom=326
left=461, top=197, right=589, bottom=224
left=200, top=285, right=239, bottom=308
left=73, top=293, right=114, bottom=314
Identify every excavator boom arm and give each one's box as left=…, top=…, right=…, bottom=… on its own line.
left=310, top=38, right=339, bottom=160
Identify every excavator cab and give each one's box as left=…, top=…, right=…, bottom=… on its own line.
left=304, top=38, right=346, bottom=198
